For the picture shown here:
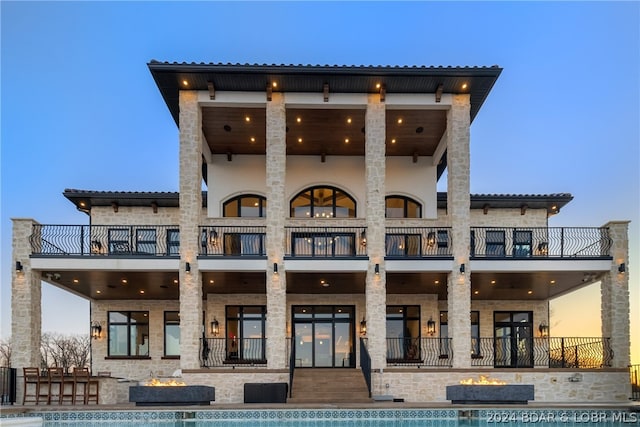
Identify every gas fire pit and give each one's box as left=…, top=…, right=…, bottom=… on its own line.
left=129, top=379, right=215, bottom=406
left=446, top=376, right=534, bottom=404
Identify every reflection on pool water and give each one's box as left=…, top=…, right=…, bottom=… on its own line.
left=1, top=408, right=638, bottom=427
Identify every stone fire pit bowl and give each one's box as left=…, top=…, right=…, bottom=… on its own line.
left=129, top=385, right=215, bottom=406
left=446, top=384, right=534, bottom=404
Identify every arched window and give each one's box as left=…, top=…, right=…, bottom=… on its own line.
left=290, top=186, right=356, bottom=218
left=385, top=196, right=422, bottom=218
left=223, top=194, right=267, bottom=217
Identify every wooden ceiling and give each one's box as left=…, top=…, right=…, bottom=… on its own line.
left=43, top=269, right=595, bottom=301
left=201, top=107, right=447, bottom=158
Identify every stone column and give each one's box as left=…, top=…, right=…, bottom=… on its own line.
left=178, top=91, right=203, bottom=370
left=446, top=95, right=471, bottom=368
left=265, top=92, right=287, bottom=369
left=11, top=218, right=42, bottom=373
left=365, top=96, right=386, bottom=370
left=600, top=221, right=630, bottom=368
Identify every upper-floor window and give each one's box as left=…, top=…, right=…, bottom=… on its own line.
left=290, top=186, right=356, bottom=218
left=223, top=195, right=266, bottom=217
left=108, top=311, right=149, bottom=357
left=385, top=196, right=422, bottom=218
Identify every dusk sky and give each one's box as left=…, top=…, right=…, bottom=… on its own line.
left=1, top=1, right=638, bottom=364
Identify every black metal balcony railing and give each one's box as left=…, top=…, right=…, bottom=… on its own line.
left=386, top=337, right=453, bottom=367
left=199, top=226, right=266, bottom=256
left=30, top=225, right=613, bottom=261
left=470, top=227, right=612, bottom=259
left=385, top=227, right=452, bottom=258
left=471, top=337, right=612, bottom=368
left=285, top=226, right=368, bottom=258
left=200, top=337, right=266, bottom=367
left=0, top=367, right=16, bottom=405
left=631, top=364, right=640, bottom=401
left=30, top=224, right=180, bottom=256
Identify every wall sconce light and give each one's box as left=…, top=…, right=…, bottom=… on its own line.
left=374, top=263, right=380, bottom=275
left=15, top=261, right=23, bottom=273
left=360, top=230, right=367, bottom=247
left=273, top=263, right=278, bottom=274
left=426, top=232, right=436, bottom=248
left=210, top=318, right=219, bottom=337
left=426, top=317, right=436, bottom=336
left=90, top=321, right=102, bottom=340
left=185, top=262, right=191, bottom=273
left=618, top=263, right=626, bottom=273
left=538, top=322, right=549, bottom=338
left=209, top=229, right=218, bottom=246
left=359, top=317, right=367, bottom=336
left=459, top=263, right=465, bottom=274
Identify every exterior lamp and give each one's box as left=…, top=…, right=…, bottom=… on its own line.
left=185, top=262, right=191, bottom=273
left=273, top=263, right=278, bottom=274
left=374, top=264, right=380, bottom=275
left=210, top=318, right=219, bottom=337
left=209, top=229, right=219, bottom=246
left=618, top=263, right=626, bottom=273
left=426, top=317, right=436, bottom=336
left=538, top=322, right=549, bottom=338
left=459, top=263, right=465, bottom=274
left=90, top=321, right=102, bottom=340
left=359, top=317, right=367, bottom=336
left=426, top=232, right=436, bottom=248
left=15, top=261, right=23, bottom=273
left=360, top=230, right=367, bottom=247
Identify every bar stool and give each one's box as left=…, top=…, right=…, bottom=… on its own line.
left=22, top=367, right=46, bottom=405
left=47, top=367, right=65, bottom=404
left=73, top=367, right=99, bottom=404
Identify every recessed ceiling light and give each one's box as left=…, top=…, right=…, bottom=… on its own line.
left=96, top=290, right=101, bottom=294
left=182, top=80, right=188, bottom=87
left=209, top=279, right=214, bottom=284
left=140, top=290, right=145, bottom=294
left=461, top=83, right=468, bottom=90
left=491, top=280, right=496, bottom=284
left=79, top=201, right=86, bottom=207
left=434, top=280, right=439, bottom=284
left=474, top=290, right=479, bottom=295
left=174, top=279, right=179, bottom=284
left=298, top=137, right=303, bottom=143
left=272, top=82, right=278, bottom=88
left=121, top=279, right=127, bottom=284
left=416, top=127, right=424, bottom=134
left=391, top=138, right=397, bottom=144
left=397, top=118, right=403, bottom=124
left=550, top=280, right=556, bottom=285
left=296, top=117, right=302, bottom=123
left=344, top=138, right=349, bottom=144
left=224, top=125, right=232, bottom=132
left=346, top=117, right=352, bottom=124
left=527, top=290, right=533, bottom=295
left=245, top=116, right=251, bottom=122
left=250, top=137, right=256, bottom=143
left=375, top=83, right=381, bottom=89
left=73, top=279, right=79, bottom=284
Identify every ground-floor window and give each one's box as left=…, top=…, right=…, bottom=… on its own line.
left=226, top=306, right=266, bottom=362
left=164, top=311, right=180, bottom=357
left=108, top=311, right=149, bottom=357
left=439, top=311, right=479, bottom=357
left=386, top=306, right=421, bottom=361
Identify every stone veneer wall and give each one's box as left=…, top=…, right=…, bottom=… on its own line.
left=91, top=300, right=181, bottom=381
left=371, top=370, right=630, bottom=403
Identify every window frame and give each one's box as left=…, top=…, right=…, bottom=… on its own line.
left=163, top=311, right=180, bottom=358
left=225, top=305, right=267, bottom=362
left=385, top=195, right=422, bottom=218
left=107, top=311, right=150, bottom=358
left=223, top=194, right=267, bottom=218
left=290, top=186, right=356, bottom=218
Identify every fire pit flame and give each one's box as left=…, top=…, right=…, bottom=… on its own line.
left=460, top=375, right=506, bottom=385
left=145, top=378, right=186, bottom=387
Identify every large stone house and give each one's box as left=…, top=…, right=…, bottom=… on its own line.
left=11, top=61, right=631, bottom=404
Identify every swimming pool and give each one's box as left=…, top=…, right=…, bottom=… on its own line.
left=1, top=408, right=638, bottom=426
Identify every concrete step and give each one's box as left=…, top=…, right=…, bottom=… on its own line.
left=290, top=368, right=372, bottom=404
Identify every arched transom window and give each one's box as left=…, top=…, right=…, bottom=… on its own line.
left=290, top=186, right=356, bottom=218
left=385, top=195, right=422, bottom=218
left=223, top=194, right=267, bottom=217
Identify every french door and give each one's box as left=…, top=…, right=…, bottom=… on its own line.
left=494, top=311, right=533, bottom=367
left=292, top=306, right=355, bottom=368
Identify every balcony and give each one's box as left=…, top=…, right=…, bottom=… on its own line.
left=385, top=227, right=452, bottom=258
left=285, top=226, right=368, bottom=258
left=199, top=226, right=266, bottom=257
left=30, top=224, right=180, bottom=257
left=470, top=227, right=612, bottom=259
left=386, top=337, right=453, bottom=367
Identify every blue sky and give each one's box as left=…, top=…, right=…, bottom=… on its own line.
left=1, top=1, right=638, bottom=363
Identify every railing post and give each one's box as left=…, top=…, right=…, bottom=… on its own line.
left=560, top=227, right=565, bottom=257
left=80, top=225, right=85, bottom=255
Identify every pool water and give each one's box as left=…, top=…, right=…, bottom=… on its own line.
left=1, top=408, right=638, bottom=426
